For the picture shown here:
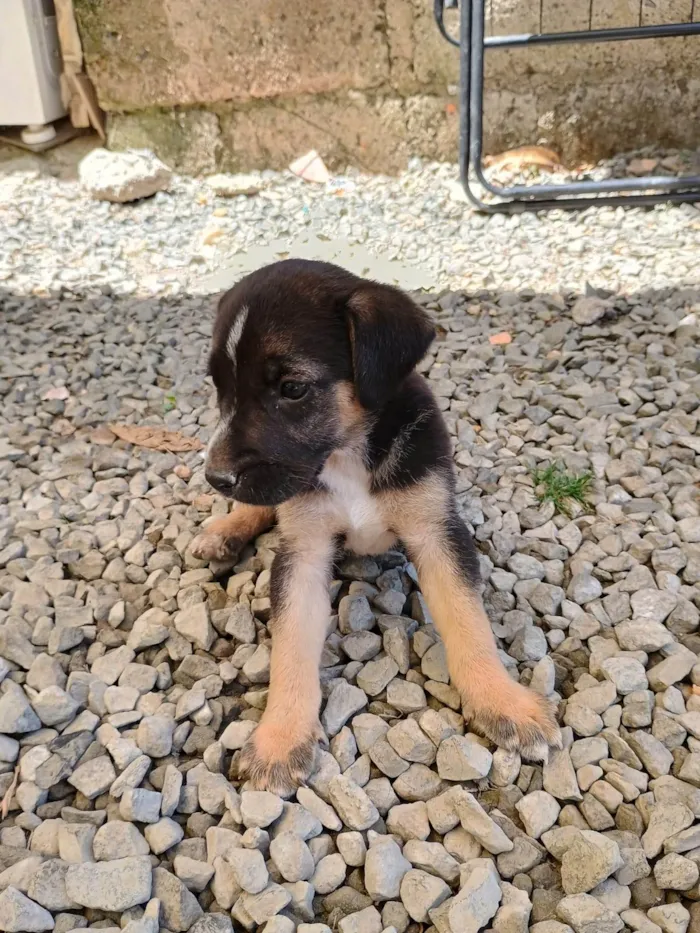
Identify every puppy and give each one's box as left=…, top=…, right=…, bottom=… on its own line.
left=191, top=259, right=560, bottom=794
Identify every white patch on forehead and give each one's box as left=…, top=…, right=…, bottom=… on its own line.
left=207, top=414, right=231, bottom=456
left=225, top=304, right=249, bottom=369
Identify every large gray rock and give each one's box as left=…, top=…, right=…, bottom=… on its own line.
left=238, top=882, right=292, bottom=924
left=227, top=847, right=268, bottom=894
left=561, top=831, right=624, bottom=894
left=322, top=682, right=367, bottom=736
left=515, top=791, right=561, bottom=839
left=65, top=856, right=153, bottom=911
left=452, top=788, right=513, bottom=854
left=0, top=682, right=41, bottom=733
left=137, top=716, right=175, bottom=757
left=0, top=886, right=54, bottom=932
left=399, top=868, right=450, bottom=922
left=403, top=840, right=460, bottom=884
left=26, top=859, right=75, bottom=911
left=327, top=775, right=379, bottom=831
left=269, top=832, right=315, bottom=883
left=79, top=148, right=172, bottom=203
left=240, top=790, right=284, bottom=828
left=571, top=297, right=608, bottom=325
left=68, top=756, right=116, bottom=799
left=492, top=881, right=532, bottom=933
left=364, top=836, right=411, bottom=900
left=189, top=916, right=235, bottom=933
left=448, top=859, right=502, bottom=933
left=311, top=853, right=347, bottom=895
left=152, top=867, right=203, bottom=931
left=436, top=735, right=492, bottom=781
left=557, top=893, right=624, bottom=933
left=93, top=821, right=149, bottom=860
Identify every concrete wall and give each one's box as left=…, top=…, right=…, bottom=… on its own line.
left=74, top=0, right=700, bottom=175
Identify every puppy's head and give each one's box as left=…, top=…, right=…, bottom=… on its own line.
left=205, top=259, right=434, bottom=506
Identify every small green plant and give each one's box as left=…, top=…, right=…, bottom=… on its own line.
left=531, top=461, right=593, bottom=518
left=164, top=393, right=177, bottom=412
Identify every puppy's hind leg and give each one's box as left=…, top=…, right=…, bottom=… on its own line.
left=190, top=503, right=276, bottom=562
left=390, top=477, right=561, bottom=761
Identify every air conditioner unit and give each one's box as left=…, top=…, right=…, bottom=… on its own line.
left=0, top=0, right=67, bottom=143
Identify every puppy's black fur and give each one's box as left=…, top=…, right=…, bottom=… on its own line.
left=206, top=259, right=440, bottom=505
left=197, top=258, right=560, bottom=795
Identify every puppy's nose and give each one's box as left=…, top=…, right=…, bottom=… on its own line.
left=205, top=469, right=238, bottom=495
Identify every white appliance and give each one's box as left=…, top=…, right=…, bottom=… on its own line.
left=0, top=0, right=66, bottom=143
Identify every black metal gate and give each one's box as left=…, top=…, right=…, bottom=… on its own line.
left=435, top=0, right=700, bottom=212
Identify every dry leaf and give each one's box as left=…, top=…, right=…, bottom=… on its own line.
left=485, top=145, right=562, bottom=171
left=42, top=385, right=70, bottom=400
left=489, top=331, right=512, bottom=346
left=289, top=149, right=330, bottom=184
left=1, top=767, right=19, bottom=819
left=109, top=424, right=204, bottom=453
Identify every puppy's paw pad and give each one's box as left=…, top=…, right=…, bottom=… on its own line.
left=190, top=532, right=240, bottom=562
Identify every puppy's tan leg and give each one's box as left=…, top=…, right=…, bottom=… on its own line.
left=239, top=514, right=335, bottom=795
left=389, top=478, right=560, bottom=760
left=190, top=503, right=275, bottom=562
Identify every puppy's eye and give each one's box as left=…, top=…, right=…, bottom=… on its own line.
left=280, top=381, right=308, bottom=401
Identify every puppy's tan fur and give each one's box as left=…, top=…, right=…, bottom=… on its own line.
left=198, top=452, right=559, bottom=795
left=197, top=259, right=560, bottom=795
left=190, top=503, right=275, bottom=562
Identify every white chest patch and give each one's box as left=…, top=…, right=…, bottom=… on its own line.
left=319, top=450, right=397, bottom=555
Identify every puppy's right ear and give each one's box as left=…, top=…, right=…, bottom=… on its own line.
left=346, top=282, right=435, bottom=410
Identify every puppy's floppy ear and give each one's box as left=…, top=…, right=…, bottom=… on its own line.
left=346, top=282, right=435, bottom=409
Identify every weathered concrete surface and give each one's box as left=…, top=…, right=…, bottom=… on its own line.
left=76, top=0, right=700, bottom=174
left=74, top=0, right=390, bottom=107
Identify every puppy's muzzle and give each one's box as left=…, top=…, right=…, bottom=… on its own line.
left=205, top=469, right=239, bottom=497
left=205, top=448, right=263, bottom=497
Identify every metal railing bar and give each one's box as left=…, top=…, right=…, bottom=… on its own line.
left=474, top=174, right=700, bottom=199
left=483, top=21, right=700, bottom=48
left=446, top=0, right=700, bottom=212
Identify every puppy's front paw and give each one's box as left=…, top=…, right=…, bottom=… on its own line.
left=467, top=681, right=561, bottom=762
left=238, top=718, right=327, bottom=797
left=190, top=531, right=242, bottom=563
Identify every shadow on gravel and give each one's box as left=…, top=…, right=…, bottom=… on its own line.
left=2, top=279, right=698, bottom=540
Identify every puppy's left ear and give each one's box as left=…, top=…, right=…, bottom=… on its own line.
left=346, top=283, right=435, bottom=409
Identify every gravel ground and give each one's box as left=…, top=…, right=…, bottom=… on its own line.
left=1, top=145, right=700, bottom=296
left=1, top=155, right=700, bottom=933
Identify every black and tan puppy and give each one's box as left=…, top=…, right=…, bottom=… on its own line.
left=191, top=259, right=560, bottom=794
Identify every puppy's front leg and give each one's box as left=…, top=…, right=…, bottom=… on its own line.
left=238, top=526, right=334, bottom=795
left=190, top=503, right=276, bottom=562
left=392, top=479, right=561, bottom=760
